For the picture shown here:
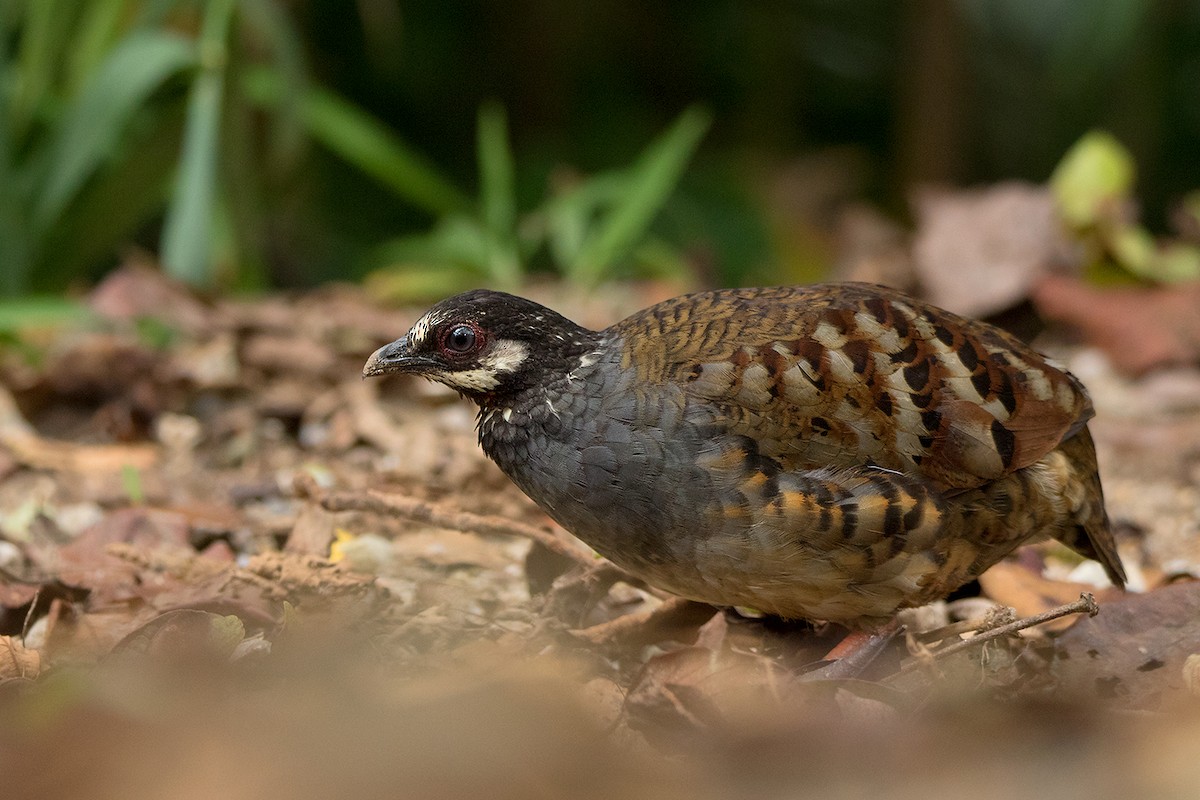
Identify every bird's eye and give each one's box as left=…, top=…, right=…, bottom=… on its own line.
left=443, top=325, right=478, bottom=354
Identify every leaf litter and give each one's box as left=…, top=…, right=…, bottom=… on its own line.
left=1, top=263, right=1199, bottom=798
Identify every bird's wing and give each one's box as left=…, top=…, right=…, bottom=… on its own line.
left=612, top=282, right=1092, bottom=491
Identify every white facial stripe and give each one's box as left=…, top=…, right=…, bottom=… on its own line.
left=432, top=367, right=500, bottom=391
left=407, top=313, right=436, bottom=347
left=484, top=339, right=529, bottom=374
left=432, top=339, right=529, bottom=392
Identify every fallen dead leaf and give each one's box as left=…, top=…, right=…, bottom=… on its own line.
left=1051, top=580, right=1200, bottom=709
left=978, top=561, right=1117, bottom=632
left=912, top=182, right=1080, bottom=317
left=0, top=636, right=41, bottom=679
left=0, top=582, right=39, bottom=609
left=108, top=609, right=246, bottom=664
left=1034, top=276, right=1200, bottom=374
left=88, top=260, right=213, bottom=334
left=243, top=334, right=339, bottom=377
left=392, top=528, right=523, bottom=573
left=47, top=508, right=192, bottom=596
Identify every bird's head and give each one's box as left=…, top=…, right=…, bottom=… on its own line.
left=363, top=290, right=598, bottom=406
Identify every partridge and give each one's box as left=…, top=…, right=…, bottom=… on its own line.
left=363, top=283, right=1126, bottom=626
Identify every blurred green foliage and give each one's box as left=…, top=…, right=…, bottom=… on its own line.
left=1052, top=131, right=1200, bottom=284
left=2, top=0, right=1200, bottom=296
left=0, top=0, right=312, bottom=294
left=362, top=105, right=710, bottom=298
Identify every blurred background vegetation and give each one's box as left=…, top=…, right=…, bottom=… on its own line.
left=3, top=0, right=1200, bottom=299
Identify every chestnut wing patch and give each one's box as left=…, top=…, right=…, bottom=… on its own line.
left=617, top=283, right=1092, bottom=491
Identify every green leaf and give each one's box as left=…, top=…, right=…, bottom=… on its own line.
left=1153, top=244, right=1200, bottom=283
left=363, top=264, right=482, bottom=304
left=1108, top=224, right=1155, bottom=275
left=40, top=106, right=185, bottom=290
left=0, top=192, right=34, bottom=295
left=1112, top=227, right=1200, bottom=284
left=1050, top=130, right=1135, bottom=228
left=32, top=30, right=197, bottom=235
left=538, top=172, right=624, bottom=270
left=121, top=464, right=145, bottom=505
left=365, top=215, right=490, bottom=272
left=9, top=0, right=71, bottom=143
left=207, top=614, right=246, bottom=655
left=238, top=0, right=308, bottom=170
left=570, top=106, right=711, bottom=286
left=161, top=0, right=236, bottom=286
left=477, top=101, right=516, bottom=237
left=304, top=87, right=472, bottom=216
left=242, top=68, right=472, bottom=216
left=629, top=238, right=693, bottom=282
left=0, top=296, right=90, bottom=331
left=64, top=0, right=128, bottom=96
left=476, top=101, right=521, bottom=287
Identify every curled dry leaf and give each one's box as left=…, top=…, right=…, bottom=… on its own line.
left=1184, top=654, right=1200, bottom=697
left=0, top=636, right=41, bottom=679
left=108, top=609, right=246, bottom=663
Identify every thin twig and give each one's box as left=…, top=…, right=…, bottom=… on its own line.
left=573, top=597, right=715, bottom=646
left=299, top=476, right=596, bottom=568
left=895, top=592, right=1099, bottom=675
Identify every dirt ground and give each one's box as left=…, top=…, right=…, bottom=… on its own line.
left=2, top=265, right=1200, bottom=799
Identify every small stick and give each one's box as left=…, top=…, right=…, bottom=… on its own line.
left=573, top=597, right=713, bottom=646
left=299, top=476, right=596, bottom=568
left=896, top=592, right=1099, bottom=675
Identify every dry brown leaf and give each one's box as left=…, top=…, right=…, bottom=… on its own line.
left=392, top=528, right=522, bottom=573
left=1052, top=580, right=1200, bottom=709
left=0, top=579, right=39, bottom=609
left=0, top=383, right=158, bottom=471
left=46, top=606, right=160, bottom=663
left=912, top=182, right=1079, bottom=317
left=285, top=503, right=340, bottom=556
left=89, top=261, right=212, bottom=334
left=1034, top=276, right=1200, bottom=374
left=978, top=561, right=1117, bottom=632
left=0, top=636, right=41, bottom=679
left=108, top=609, right=245, bottom=663
left=45, top=508, right=192, bottom=602
left=242, top=333, right=339, bottom=377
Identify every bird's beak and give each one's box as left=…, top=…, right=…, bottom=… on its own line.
left=362, top=336, right=437, bottom=378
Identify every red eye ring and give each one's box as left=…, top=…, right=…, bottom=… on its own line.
left=440, top=323, right=483, bottom=355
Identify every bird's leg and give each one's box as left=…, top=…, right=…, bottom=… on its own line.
left=801, top=619, right=904, bottom=680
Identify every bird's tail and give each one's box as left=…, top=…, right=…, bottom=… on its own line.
left=1050, top=426, right=1127, bottom=588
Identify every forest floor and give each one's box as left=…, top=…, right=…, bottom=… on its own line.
left=2, top=264, right=1200, bottom=799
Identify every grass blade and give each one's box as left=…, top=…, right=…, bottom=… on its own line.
left=476, top=101, right=521, bottom=287
left=65, top=0, right=128, bottom=95
left=304, top=86, right=473, bottom=216
left=539, top=172, right=624, bottom=273
left=238, top=0, right=308, bottom=170
left=32, top=30, right=196, bottom=235
left=243, top=68, right=472, bottom=217
left=571, top=106, right=711, bottom=286
left=0, top=296, right=90, bottom=331
left=161, top=0, right=236, bottom=286
left=9, top=0, right=70, bottom=142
